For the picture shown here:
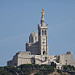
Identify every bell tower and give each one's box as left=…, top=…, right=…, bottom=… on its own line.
left=38, top=9, right=48, bottom=55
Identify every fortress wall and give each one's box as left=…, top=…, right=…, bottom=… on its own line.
left=7, top=54, right=18, bottom=66
left=59, top=52, right=75, bottom=65
left=17, top=51, right=35, bottom=66
left=18, top=57, right=32, bottom=66
left=17, top=55, right=46, bottom=66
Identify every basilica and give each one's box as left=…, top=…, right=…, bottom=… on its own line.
left=7, top=9, right=75, bottom=69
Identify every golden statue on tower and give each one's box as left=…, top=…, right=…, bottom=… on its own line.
left=41, top=9, right=44, bottom=18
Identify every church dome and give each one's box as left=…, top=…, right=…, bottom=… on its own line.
left=30, top=32, right=38, bottom=37
left=29, top=31, right=38, bottom=43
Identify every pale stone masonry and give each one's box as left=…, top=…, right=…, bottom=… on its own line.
left=7, top=9, right=75, bottom=69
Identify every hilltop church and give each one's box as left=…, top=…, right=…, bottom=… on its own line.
left=7, top=9, right=75, bottom=69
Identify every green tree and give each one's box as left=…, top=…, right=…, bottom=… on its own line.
left=51, top=62, right=56, bottom=68
left=4, top=66, right=18, bottom=75
left=63, top=65, right=75, bottom=72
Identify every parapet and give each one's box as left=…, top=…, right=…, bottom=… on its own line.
left=66, top=52, right=72, bottom=54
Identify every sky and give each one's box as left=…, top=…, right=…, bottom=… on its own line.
left=0, top=0, right=75, bottom=66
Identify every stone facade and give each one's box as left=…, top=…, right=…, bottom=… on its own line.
left=7, top=9, right=75, bottom=69
left=26, top=12, right=48, bottom=55
left=58, top=52, right=75, bottom=67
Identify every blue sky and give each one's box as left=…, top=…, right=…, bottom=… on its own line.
left=0, top=0, right=75, bottom=66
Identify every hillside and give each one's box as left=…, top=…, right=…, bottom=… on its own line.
left=0, top=64, right=75, bottom=75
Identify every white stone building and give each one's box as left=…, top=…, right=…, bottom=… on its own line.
left=7, top=9, right=75, bottom=69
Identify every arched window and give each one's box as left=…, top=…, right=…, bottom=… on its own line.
left=45, top=30, right=46, bottom=35
left=42, top=30, right=44, bottom=35
left=42, top=30, right=45, bottom=35
left=42, top=30, right=46, bottom=35
left=31, top=37, right=33, bottom=43
left=43, top=51, right=46, bottom=55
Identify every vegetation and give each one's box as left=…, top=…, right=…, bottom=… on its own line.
left=4, top=66, right=18, bottom=75
left=0, top=64, right=55, bottom=75
left=0, top=67, right=13, bottom=75
left=63, top=65, right=75, bottom=72
left=57, top=69, right=67, bottom=75
left=0, top=64, right=75, bottom=75
left=57, top=65, right=75, bottom=75
left=18, top=64, right=55, bottom=75
left=51, top=62, right=56, bottom=68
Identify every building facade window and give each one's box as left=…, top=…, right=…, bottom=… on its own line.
left=42, top=30, right=44, bottom=35
left=42, top=30, right=46, bottom=35
left=45, top=30, right=46, bottom=35
left=31, top=37, right=33, bottom=43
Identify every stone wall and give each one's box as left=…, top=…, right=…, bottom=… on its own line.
left=26, top=42, right=40, bottom=55
left=58, top=52, right=75, bottom=66
left=7, top=54, right=18, bottom=66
